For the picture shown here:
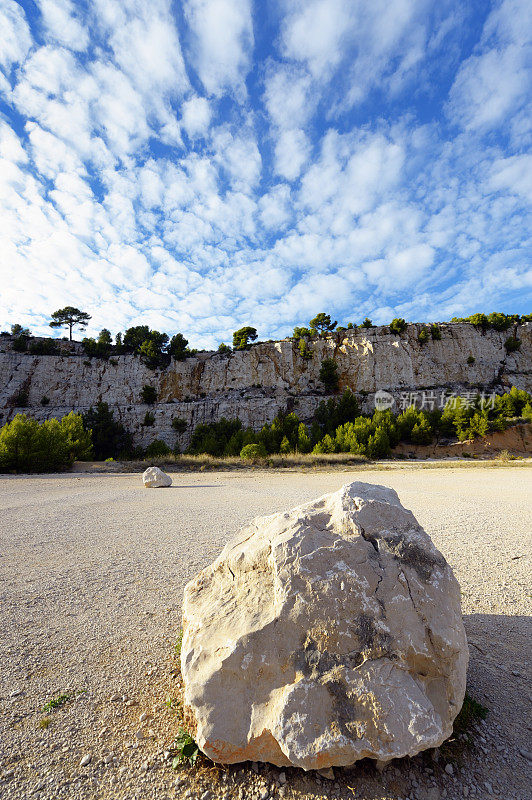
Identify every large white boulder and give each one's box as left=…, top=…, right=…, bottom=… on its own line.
left=181, top=482, right=468, bottom=769
left=142, top=466, right=172, bottom=488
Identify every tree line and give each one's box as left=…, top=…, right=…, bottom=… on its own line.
left=5, top=310, right=530, bottom=370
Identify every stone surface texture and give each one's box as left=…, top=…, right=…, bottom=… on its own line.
left=181, top=481, right=468, bottom=769
left=142, top=466, right=172, bottom=488
left=1, top=322, right=530, bottom=448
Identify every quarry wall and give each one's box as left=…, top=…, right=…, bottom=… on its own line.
left=1, top=322, right=530, bottom=449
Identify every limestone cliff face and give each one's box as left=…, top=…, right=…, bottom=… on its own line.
left=1, top=323, right=530, bottom=449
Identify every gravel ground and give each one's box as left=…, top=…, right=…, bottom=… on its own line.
left=0, top=466, right=530, bottom=800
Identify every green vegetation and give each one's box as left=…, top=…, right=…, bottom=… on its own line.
left=12, top=334, right=28, bottom=352
left=431, top=324, right=441, bottom=340
left=309, top=313, right=337, bottom=335
left=292, top=326, right=312, bottom=339
left=49, top=307, right=91, bottom=340
left=319, top=358, right=339, bottom=392
left=417, top=327, right=429, bottom=344
left=240, top=442, right=267, bottom=460
left=183, top=387, right=532, bottom=461
left=504, top=336, right=521, bottom=353
left=172, top=729, right=200, bottom=768
left=298, top=339, right=313, bottom=359
left=82, top=329, right=113, bottom=358
left=440, top=692, right=488, bottom=761
left=81, top=402, right=133, bottom=460
left=168, top=333, right=189, bottom=361
left=172, top=417, right=187, bottom=433
left=217, top=342, right=231, bottom=354
left=0, top=413, right=91, bottom=472
left=38, top=717, right=52, bottom=729
left=140, top=385, right=157, bottom=404
left=361, top=317, right=374, bottom=328
left=143, top=411, right=155, bottom=426
left=467, top=355, right=475, bottom=364
left=42, top=694, right=71, bottom=712
left=146, top=439, right=171, bottom=457
left=450, top=312, right=525, bottom=330
left=11, top=323, right=31, bottom=337
left=390, top=317, right=407, bottom=335
left=232, top=326, right=258, bottom=350
left=29, top=339, right=59, bottom=355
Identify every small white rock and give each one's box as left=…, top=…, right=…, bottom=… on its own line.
left=444, top=763, right=454, bottom=775
left=142, top=466, right=172, bottom=488
left=79, top=754, right=91, bottom=767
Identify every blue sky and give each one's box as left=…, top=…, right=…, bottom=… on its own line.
left=0, top=0, right=530, bottom=348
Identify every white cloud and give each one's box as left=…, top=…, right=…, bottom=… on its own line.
left=488, top=154, right=532, bottom=204
left=37, top=0, right=89, bottom=51
left=181, top=96, right=211, bottom=138
left=274, top=129, right=311, bottom=181
left=183, top=0, right=253, bottom=98
left=447, top=0, right=531, bottom=131
left=263, top=64, right=314, bottom=129
left=0, top=119, right=28, bottom=163
left=280, top=0, right=352, bottom=78
left=259, top=184, right=292, bottom=230
left=0, top=0, right=32, bottom=73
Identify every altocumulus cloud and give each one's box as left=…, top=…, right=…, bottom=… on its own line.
left=0, top=0, right=531, bottom=348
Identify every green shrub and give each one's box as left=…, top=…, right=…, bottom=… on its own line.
left=232, top=326, right=258, bottom=350
left=146, top=439, right=171, bottom=457
left=417, top=328, right=429, bottom=344
left=12, top=335, right=28, bottom=352
left=141, top=385, right=157, bottom=404
left=297, top=423, right=312, bottom=453
left=361, top=318, right=373, bottom=328
left=143, top=411, right=155, bottom=427
left=240, top=442, right=267, bottom=460
left=168, top=333, right=189, bottom=361
left=82, top=337, right=110, bottom=359
left=40, top=396, right=50, bottom=406
left=292, top=326, right=312, bottom=339
left=82, top=402, right=133, bottom=460
left=279, top=435, right=291, bottom=454
left=389, top=318, right=407, bottom=335
left=298, top=339, right=312, bottom=359
left=522, top=402, right=532, bottom=422
left=467, top=355, right=475, bottom=364
left=504, top=336, right=521, bottom=353
left=217, top=342, right=231, bottom=354
left=430, top=324, right=441, bottom=340
left=9, top=378, right=30, bottom=407
left=0, top=414, right=76, bottom=473
left=319, top=359, right=339, bottom=392
left=188, top=418, right=253, bottom=457
left=60, top=411, right=93, bottom=460
left=172, top=417, right=187, bottom=433
left=309, top=313, right=337, bottom=335
left=172, top=729, right=199, bottom=767
left=28, top=339, right=59, bottom=355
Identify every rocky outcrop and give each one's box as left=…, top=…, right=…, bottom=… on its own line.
left=180, top=482, right=468, bottom=768
left=0, top=322, right=530, bottom=447
left=142, top=466, right=172, bottom=488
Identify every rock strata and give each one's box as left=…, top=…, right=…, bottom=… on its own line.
left=0, top=322, right=530, bottom=449
left=181, top=482, right=468, bottom=769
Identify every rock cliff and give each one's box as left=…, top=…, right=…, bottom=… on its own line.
left=1, top=322, right=530, bottom=449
